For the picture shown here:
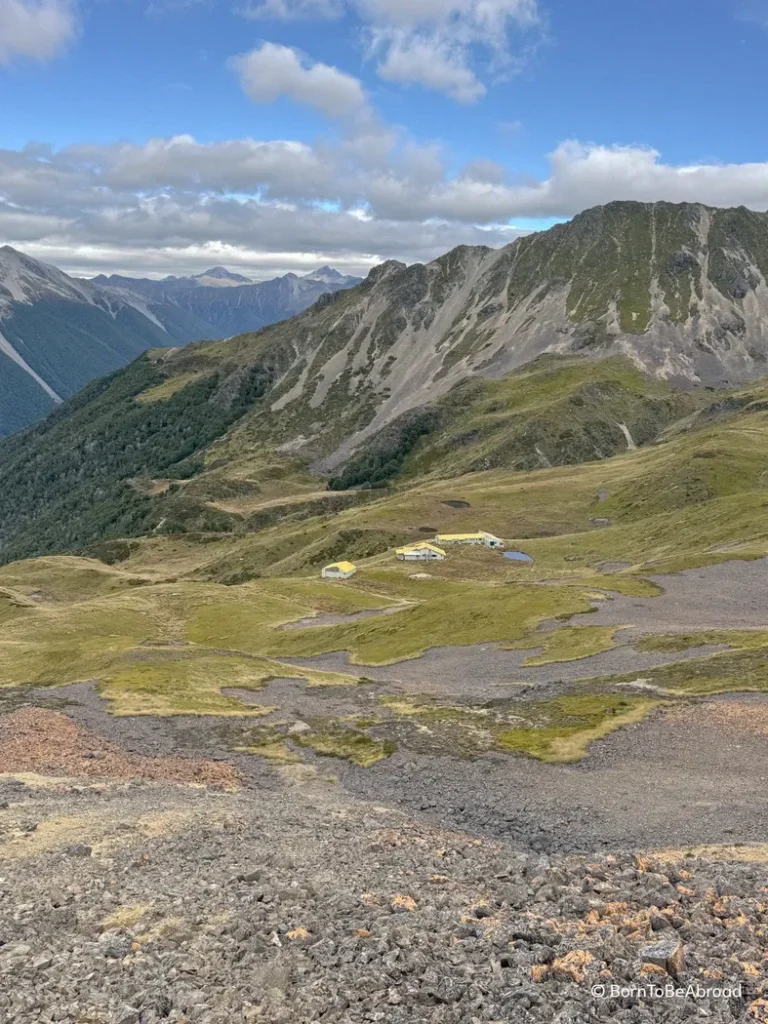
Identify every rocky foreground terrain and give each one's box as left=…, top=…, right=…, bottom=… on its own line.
left=1, top=708, right=767, bottom=1024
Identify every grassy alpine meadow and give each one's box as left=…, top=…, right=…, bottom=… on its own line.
left=6, top=367, right=768, bottom=755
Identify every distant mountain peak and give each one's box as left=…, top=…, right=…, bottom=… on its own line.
left=303, top=265, right=360, bottom=285
left=305, top=265, right=343, bottom=280
left=0, top=245, right=92, bottom=309
left=195, top=266, right=252, bottom=283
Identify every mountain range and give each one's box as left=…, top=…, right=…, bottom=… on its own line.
left=3, top=199, right=768, bottom=562
left=0, top=248, right=361, bottom=436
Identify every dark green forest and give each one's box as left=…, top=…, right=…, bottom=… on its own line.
left=0, top=355, right=275, bottom=563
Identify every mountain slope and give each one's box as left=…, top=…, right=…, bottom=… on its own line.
left=4, top=200, right=768, bottom=562
left=0, top=247, right=205, bottom=436
left=125, top=200, right=768, bottom=476
left=92, top=266, right=363, bottom=339
left=0, top=249, right=361, bottom=436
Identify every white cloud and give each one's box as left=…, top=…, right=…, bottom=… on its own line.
left=0, top=0, right=78, bottom=64
left=4, top=136, right=768, bottom=278
left=362, top=0, right=542, bottom=102
left=236, top=0, right=542, bottom=102
left=374, top=33, right=486, bottom=104
left=239, top=0, right=343, bottom=19
left=356, top=0, right=540, bottom=37
left=228, top=42, right=367, bottom=118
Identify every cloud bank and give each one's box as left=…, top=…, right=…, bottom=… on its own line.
left=4, top=134, right=768, bottom=278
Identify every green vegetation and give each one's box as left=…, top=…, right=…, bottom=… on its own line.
left=495, top=694, right=661, bottom=762
left=505, top=626, right=627, bottom=665
left=636, top=631, right=768, bottom=654
left=0, top=354, right=276, bottom=562
left=261, top=578, right=594, bottom=665
left=377, top=691, right=661, bottom=763
left=0, top=573, right=365, bottom=713
left=293, top=725, right=396, bottom=767
left=8, top=204, right=768, bottom=752
left=606, top=644, right=768, bottom=696
left=235, top=740, right=301, bottom=763
left=134, top=372, right=205, bottom=404
left=358, top=357, right=697, bottom=481
left=98, top=656, right=279, bottom=716
left=329, top=409, right=441, bottom=490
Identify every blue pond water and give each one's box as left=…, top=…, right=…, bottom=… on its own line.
left=504, top=551, right=534, bottom=563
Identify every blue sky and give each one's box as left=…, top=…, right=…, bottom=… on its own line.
left=1, top=0, right=767, bottom=277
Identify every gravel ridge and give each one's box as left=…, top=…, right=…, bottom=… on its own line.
left=2, top=762, right=768, bottom=1023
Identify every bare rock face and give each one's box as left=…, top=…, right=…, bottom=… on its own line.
left=239, top=201, right=768, bottom=470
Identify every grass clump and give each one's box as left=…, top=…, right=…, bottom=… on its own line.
left=504, top=626, right=627, bottom=665
left=636, top=631, right=768, bottom=654
left=495, top=694, right=660, bottom=763
left=294, top=725, right=396, bottom=767
left=236, top=740, right=301, bottom=763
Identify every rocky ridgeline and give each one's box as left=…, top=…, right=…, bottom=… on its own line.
left=1, top=773, right=766, bottom=1024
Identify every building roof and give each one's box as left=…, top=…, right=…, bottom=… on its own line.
left=396, top=543, right=446, bottom=556
left=436, top=533, right=486, bottom=541
left=325, top=561, right=356, bottom=573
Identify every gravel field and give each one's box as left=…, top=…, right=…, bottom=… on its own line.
left=5, top=685, right=768, bottom=855
left=2, top=559, right=768, bottom=1022
left=278, top=642, right=726, bottom=694
left=2, top=742, right=768, bottom=1024
left=570, top=560, right=768, bottom=632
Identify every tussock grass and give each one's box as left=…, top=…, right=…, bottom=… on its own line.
left=293, top=727, right=396, bottom=767
left=636, top=631, right=768, bottom=654
left=98, top=656, right=278, bottom=716
left=135, top=372, right=206, bottom=404
left=262, top=578, right=596, bottom=666
left=235, top=741, right=300, bottom=763
left=504, top=626, right=628, bottom=665
left=496, top=695, right=661, bottom=762
left=605, top=645, right=768, bottom=697
left=0, top=556, right=146, bottom=603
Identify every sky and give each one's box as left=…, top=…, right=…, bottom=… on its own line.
left=1, top=0, right=768, bottom=279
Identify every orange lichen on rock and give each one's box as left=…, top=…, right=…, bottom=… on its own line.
left=551, top=950, right=595, bottom=984
left=391, top=895, right=417, bottom=912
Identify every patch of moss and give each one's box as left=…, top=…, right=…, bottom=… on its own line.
left=293, top=725, right=396, bottom=767
left=495, top=694, right=660, bottom=763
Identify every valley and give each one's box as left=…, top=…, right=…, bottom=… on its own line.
left=4, top=201, right=768, bottom=1022
left=0, top=248, right=360, bottom=436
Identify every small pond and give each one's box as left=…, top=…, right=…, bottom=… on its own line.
left=504, top=551, right=534, bottom=563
